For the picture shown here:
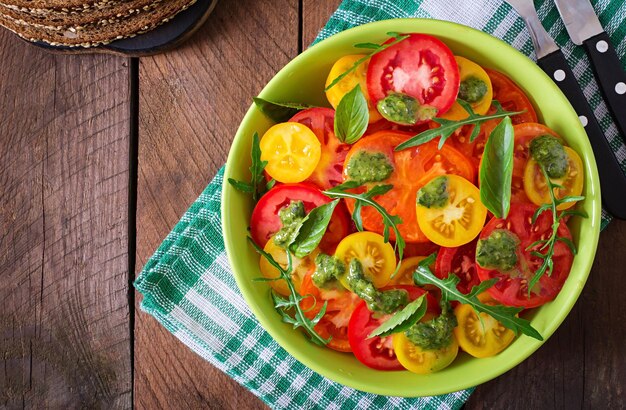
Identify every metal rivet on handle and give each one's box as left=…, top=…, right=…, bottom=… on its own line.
left=596, top=40, right=609, bottom=53
left=579, top=115, right=588, bottom=127
left=554, top=70, right=566, bottom=82
left=615, top=82, right=626, bottom=95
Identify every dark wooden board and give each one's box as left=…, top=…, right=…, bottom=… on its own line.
left=134, top=1, right=299, bottom=409
left=24, top=0, right=218, bottom=57
left=0, top=29, right=132, bottom=408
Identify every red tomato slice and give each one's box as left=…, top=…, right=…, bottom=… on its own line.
left=484, top=68, right=537, bottom=125
left=365, top=118, right=432, bottom=137
left=343, top=131, right=475, bottom=243
left=435, top=239, right=480, bottom=295
left=289, top=108, right=350, bottom=189
left=511, top=123, right=562, bottom=204
left=348, top=285, right=438, bottom=370
left=367, top=33, right=460, bottom=116
left=250, top=184, right=350, bottom=252
left=300, top=270, right=360, bottom=352
left=476, top=203, right=574, bottom=308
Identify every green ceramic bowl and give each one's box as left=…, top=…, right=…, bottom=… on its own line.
left=222, top=19, right=601, bottom=397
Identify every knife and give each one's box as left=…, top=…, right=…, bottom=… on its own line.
left=554, top=0, right=626, bottom=145
left=506, top=0, right=626, bottom=219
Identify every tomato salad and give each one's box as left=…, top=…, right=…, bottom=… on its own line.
left=231, top=32, right=586, bottom=374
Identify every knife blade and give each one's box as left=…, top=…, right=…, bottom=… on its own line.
left=554, top=0, right=626, bottom=146
left=506, top=0, right=626, bottom=219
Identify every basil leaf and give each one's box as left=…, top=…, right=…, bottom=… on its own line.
left=290, top=200, right=339, bottom=258
left=368, top=295, right=427, bottom=338
left=253, top=97, right=314, bottom=123
left=413, top=254, right=543, bottom=340
left=334, top=85, right=369, bottom=144
left=479, top=116, right=514, bottom=218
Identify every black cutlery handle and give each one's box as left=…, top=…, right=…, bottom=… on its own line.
left=538, top=50, right=626, bottom=219
left=583, top=31, right=626, bottom=144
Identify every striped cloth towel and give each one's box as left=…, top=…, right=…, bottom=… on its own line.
left=135, top=0, right=625, bottom=409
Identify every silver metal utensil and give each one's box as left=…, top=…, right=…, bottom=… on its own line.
left=505, top=0, right=626, bottom=219
left=554, top=0, right=626, bottom=145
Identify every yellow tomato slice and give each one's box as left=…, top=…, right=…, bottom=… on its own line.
left=416, top=174, right=488, bottom=247
left=259, top=239, right=319, bottom=296
left=325, top=55, right=382, bottom=123
left=388, top=256, right=427, bottom=285
left=334, top=231, right=396, bottom=289
left=260, top=122, right=322, bottom=183
left=523, top=146, right=584, bottom=210
left=441, top=56, right=493, bottom=120
left=392, top=331, right=459, bottom=374
left=453, top=300, right=516, bottom=358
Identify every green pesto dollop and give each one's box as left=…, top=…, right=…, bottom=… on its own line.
left=416, top=176, right=449, bottom=209
left=346, top=259, right=408, bottom=314
left=312, top=253, right=345, bottom=289
left=272, top=200, right=306, bottom=248
left=458, top=76, right=488, bottom=103
left=405, top=302, right=457, bottom=350
left=377, top=92, right=438, bottom=125
left=476, top=229, right=520, bottom=271
left=530, top=135, right=568, bottom=179
left=346, top=150, right=394, bottom=185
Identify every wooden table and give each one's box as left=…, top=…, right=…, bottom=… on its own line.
left=1, top=1, right=624, bottom=408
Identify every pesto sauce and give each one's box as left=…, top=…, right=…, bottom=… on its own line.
left=530, top=135, right=568, bottom=179
left=404, top=302, right=457, bottom=350
left=459, top=76, right=488, bottom=103
left=272, top=200, right=306, bottom=248
left=312, top=253, right=345, bottom=289
left=346, top=259, right=408, bottom=314
left=376, top=92, right=438, bottom=125
left=417, top=176, right=449, bottom=208
left=346, top=150, right=394, bottom=185
left=476, top=229, right=520, bottom=271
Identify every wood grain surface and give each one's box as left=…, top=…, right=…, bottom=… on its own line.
left=0, top=28, right=132, bottom=409
left=1, top=0, right=625, bottom=408
left=134, top=1, right=298, bottom=409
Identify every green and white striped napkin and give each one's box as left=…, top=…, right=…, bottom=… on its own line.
left=135, top=1, right=625, bottom=408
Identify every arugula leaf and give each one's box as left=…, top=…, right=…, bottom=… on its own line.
left=324, top=182, right=405, bottom=264
left=395, top=100, right=523, bottom=151
left=253, top=97, right=314, bottom=123
left=479, top=116, right=514, bottom=218
left=290, top=200, right=339, bottom=258
left=325, top=32, right=410, bottom=92
left=227, top=132, right=269, bottom=201
left=334, top=85, right=369, bottom=144
left=413, top=254, right=543, bottom=340
left=367, top=295, right=427, bottom=338
left=525, top=166, right=587, bottom=295
left=248, top=237, right=330, bottom=345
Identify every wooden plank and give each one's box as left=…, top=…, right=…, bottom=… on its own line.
left=134, top=1, right=299, bottom=409
left=0, top=29, right=132, bottom=408
left=466, top=220, right=626, bottom=409
left=302, top=0, right=341, bottom=47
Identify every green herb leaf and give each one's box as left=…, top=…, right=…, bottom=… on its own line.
left=367, top=295, right=427, bottom=338
left=395, top=100, right=523, bottom=151
left=228, top=132, right=270, bottom=202
left=525, top=167, right=586, bottom=295
left=253, top=97, right=314, bottom=123
left=324, top=183, right=405, bottom=265
left=290, top=200, right=340, bottom=258
left=479, top=116, right=514, bottom=218
left=413, top=254, right=543, bottom=340
left=248, top=237, right=331, bottom=345
left=334, top=85, right=369, bottom=144
left=325, top=33, right=410, bottom=92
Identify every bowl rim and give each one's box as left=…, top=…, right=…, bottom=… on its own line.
left=222, top=17, right=601, bottom=397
